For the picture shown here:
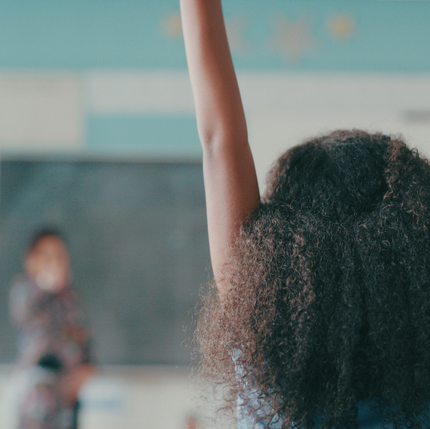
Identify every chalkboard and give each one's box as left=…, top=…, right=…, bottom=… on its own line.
left=0, top=159, right=210, bottom=365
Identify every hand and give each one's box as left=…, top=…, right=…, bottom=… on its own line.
left=61, top=364, right=96, bottom=406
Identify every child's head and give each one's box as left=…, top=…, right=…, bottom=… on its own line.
left=264, top=130, right=390, bottom=221
left=24, top=228, right=71, bottom=293
left=197, top=130, right=430, bottom=428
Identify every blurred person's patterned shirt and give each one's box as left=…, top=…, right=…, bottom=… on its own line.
left=10, top=274, right=92, bottom=371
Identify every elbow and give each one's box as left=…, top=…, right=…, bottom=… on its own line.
left=198, top=123, right=248, bottom=158
left=198, top=124, right=220, bottom=152
left=200, top=137, right=215, bottom=154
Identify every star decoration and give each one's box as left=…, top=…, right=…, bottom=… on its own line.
left=328, top=14, right=356, bottom=40
left=226, top=16, right=249, bottom=54
left=269, top=15, right=318, bottom=64
left=163, top=12, right=183, bottom=39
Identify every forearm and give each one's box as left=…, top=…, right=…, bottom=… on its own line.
left=63, top=364, right=96, bottom=405
left=180, top=0, right=247, bottom=149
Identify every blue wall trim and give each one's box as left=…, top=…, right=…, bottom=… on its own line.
left=86, top=115, right=200, bottom=156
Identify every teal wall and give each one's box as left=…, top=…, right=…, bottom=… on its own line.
left=86, top=115, right=200, bottom=156
left=0, top=0, right=430, bottom=72
left=0, top=0, right=429, bottom=72
left=0, top=0, right=429, bottom=157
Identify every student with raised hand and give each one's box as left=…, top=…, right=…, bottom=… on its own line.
left=182, top=0, right=430, bottom=428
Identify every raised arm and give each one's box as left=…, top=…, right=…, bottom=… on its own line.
left=181, top=0, right=260, bottom=297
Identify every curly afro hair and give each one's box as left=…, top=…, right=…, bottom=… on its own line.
left=195, top=130, right=430, bottom=428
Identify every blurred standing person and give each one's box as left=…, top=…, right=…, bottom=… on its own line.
left=9, top=228, right=95, bottom=429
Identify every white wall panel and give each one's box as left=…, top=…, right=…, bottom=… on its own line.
left=239, top=73, right=430, bottom=192
left=0, top=74, right=83, bottom=152
left=86, top=71, right=195, bottom=115
left=248, top=111, right=430, bottom=193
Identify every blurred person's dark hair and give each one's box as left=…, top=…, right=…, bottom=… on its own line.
left=26, top=226, right=67, bottom=254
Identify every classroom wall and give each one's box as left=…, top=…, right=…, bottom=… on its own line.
left=0, top=0, right=429, bottom=187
